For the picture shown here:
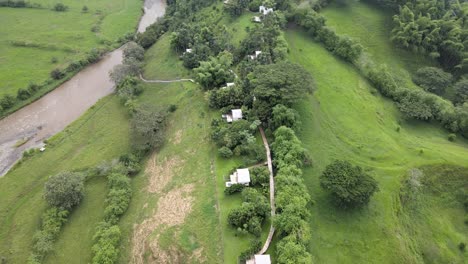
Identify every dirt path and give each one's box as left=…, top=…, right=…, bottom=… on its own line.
left=257, top=127, right=275, bottom=255
left=139, top=74, right=194, bottom=83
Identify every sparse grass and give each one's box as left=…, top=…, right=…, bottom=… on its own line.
left=0, top=96, right=131, bottom=263
left=286, top=29, right=468, bottom=263
left=322, top=0, right=437, bottom=89
left=0, top=0, right=141, bottom=97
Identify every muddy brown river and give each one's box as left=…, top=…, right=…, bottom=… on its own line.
left=0, top=0, right=166, bottom=177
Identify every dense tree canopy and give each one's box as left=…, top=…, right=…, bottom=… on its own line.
left=44, top=172, right=84, bottom=210
left=412, top=67, right=453, bottom=95
left=320, top=160, right=379, bottom=208
left=194, top=51, right=235, bottom=89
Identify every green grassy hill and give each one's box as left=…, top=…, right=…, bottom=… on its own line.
left=286, top=29, right=467, bottom=263
left=321, top=1, right=436, bottom=90
left=0, top=0, right=141, bottom=97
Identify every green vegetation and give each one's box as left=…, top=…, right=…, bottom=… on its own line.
left=287, top=29, right=468, bottom=263
left=321, top=1, right=436, bottom=87
left=0, top=96, right=131, bottom=263
left=0, top=0, right=141, bottom=103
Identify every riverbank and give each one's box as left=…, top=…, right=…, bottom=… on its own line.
left=0, top=0, right=167, bottom=177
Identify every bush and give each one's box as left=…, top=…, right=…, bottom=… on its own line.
left=44, top=172, right=85, bottom=210
left=320, top=160, right=379, bottom=208
left=30, top=207, right=69, bottom=261
left=167, top=104, right=177, bottom=112
left=448, top=133, right=456, bottom=142
left=1, top=94, right=15, bottom=110
left=91, top=223, right=121, bottom=264
left=82, top=5, right=88, bottom=12
left=123, top=42, right=145, bottom=62
left=224, top=184, right=244, bottom=195
left=50, top=57, right=58, bottom=63
left=413, top=67, right=452, bottom=95
left=218, top=146, right=233, bottom=158
left=238, top=239, right=262, bottom=262
left=250, top=166, right=269, bottom=186
left=118, top=154, right=141, bottom=175
left=459, top=242, right=466, bottom=251
left=52, top=3, right=68, bottom=11
left=50, top=68, right=65, bottom=80
left=17, top=88, right=31, bottom=100
left=130, top=105, right=167, bottom=152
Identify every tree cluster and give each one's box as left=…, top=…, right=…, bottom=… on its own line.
left=28, top=171, right=85, bottom=263
left=227, top=188, right=270, bottom=236
left=194, top=51, right=236, bottom=89
left=130, top=104, right=168, bottom=153
left=110, top=42, right=145, bottom=85
left=293, top=8, right=363, bottom=63
left=320, top=160, right=379, bottom=208
left=271, top=126, right=312, bottom=264
left=211, top=118, right=265, bottom=163
left=390, top=1, right=468, bottom=71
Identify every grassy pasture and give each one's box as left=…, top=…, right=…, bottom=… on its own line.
left=0, top=96, right=131, bottom=263
left=321, top=1, right=437, bottom=89
left=286, top=29, right=467, bottom=263
left=0, top=0, right=141, bottom=98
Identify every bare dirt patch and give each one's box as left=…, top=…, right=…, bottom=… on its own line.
left=172, top=130, right=182, bottom=145
left=145, top=154, right=184, bottom=193
left=131, top=184, right=195, bottom=264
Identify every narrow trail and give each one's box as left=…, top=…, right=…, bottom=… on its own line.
left=139, top=74, right=195, bottom=83
left=257, top=127, right=275, bottom=255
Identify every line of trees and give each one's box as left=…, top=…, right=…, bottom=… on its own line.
left=292, top=6, right=468, bottom=139
left=28, top=172, right=85, bottom=264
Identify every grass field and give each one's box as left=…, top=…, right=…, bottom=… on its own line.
left=321, top=0, right=436, bottom=89
left=0, top=96, right=131, bottom=263
left=286, top=29, right=468, bottom=263
left=0, top=0, right=141, bottom=97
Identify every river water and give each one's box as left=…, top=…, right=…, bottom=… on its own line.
left=0, top=0, right=166, bottom=177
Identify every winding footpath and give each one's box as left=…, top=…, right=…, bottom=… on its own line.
left=257, top=127, right=275, bottom=255
left=139, top=74, right=194, bottom=83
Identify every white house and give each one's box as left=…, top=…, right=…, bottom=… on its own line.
left=223, top=109, right=243, bottom=123
left=253, top=16, right=261, bottom=23
left=226, top=82, right=235, bottom=87
left=248, top=50, right=262, bottom=60
left=184, top=48, right=193, bottom=54
left=259, top=5, right=273, bottom=15
left=246, top=255, right=271, bottom=264
left=226, top=168, right=251, bottom=187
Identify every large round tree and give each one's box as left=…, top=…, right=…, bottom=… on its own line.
left=320, top=160, right=379, bottom=208
left=44, top=172, right=85, bottom=210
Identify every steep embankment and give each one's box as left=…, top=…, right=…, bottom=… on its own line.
left=286, top=29, right=468, bottom=263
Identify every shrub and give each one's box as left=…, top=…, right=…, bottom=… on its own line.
left=320, top=160, right=379, bottom=208
left=123, top=42, right=145, bottom=62
left=82, top=5, right=88, bottom=12
left=17, top=88, right=31, bottom=100
left=218, top=146, right=233, bottom=158
left=250, top=166, right=269, bottom=186
left=118, top=154, right=141, bottom=175
left=168, top=104, right=177, bottom=112
left=224, top=184, right=244, bottom=195
left=52, top=3, right=68, bottom=11
left=1, top=94, right=15, bottom=110
left=413, top=67, right=452, bottom=95
left=50, top=68, right=65, bottom=80
left=448, top=133, right=456, bottom=142
left=459, top=242, right=466, bottom=251
left=130, top=105, right=167, bottom=152
left=238, top=239, right=262, bottom=262
left=50, top=57, right=58, bottom=63
left=44, top=172, right=85, bottom=209
left=91, top=223, right=121, bottom=264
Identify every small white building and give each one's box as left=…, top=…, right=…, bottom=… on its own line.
left=259, top=5, right=274, bottom=15
left=246, top=255, right=271, bottom=264
left=223, top=109, right=243, bottom=123
left=253, top=16, right=261, bottom=23
left=226, top=82, right=235, bottom=87
left=184, top=48, right=193, bottom=54
left=226, top=168, right=251, bottom=187
left=248, top=50, right=262, bottom=60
